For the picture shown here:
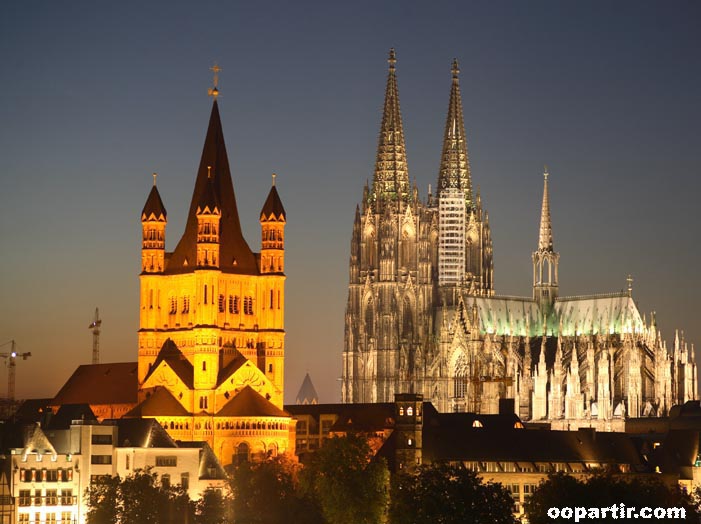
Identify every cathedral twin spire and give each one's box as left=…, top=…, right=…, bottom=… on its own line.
left=372, top=49, right=410, bottom=205
left=437, top=59, right=474, bottom=209
left=372, top=50, right=475, bottom=210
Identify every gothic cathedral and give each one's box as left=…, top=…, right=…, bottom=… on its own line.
left=342, top=50, right=697, bottom=430
left=134, top=83, right=292, bottom=466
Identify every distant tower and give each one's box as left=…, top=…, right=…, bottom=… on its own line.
left=88, top=308, right=102, bottom=364
left=532, top=168, right=559, bottom=306
left=394, top=393, right=423, bottom=470
left=295, top=373, right=318, bottom=405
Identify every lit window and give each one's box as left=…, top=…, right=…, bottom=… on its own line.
left=399, top=407, right=404, bottom=416
left=472, top=420, right=483, bottom=428
left=407, top=407, right=413, bottom=416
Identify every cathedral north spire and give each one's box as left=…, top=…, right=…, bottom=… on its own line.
left=437, top=58, right=473, bottom=209
left=372, top=48, right=410, bottom=205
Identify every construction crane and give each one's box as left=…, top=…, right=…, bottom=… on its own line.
left=0, top=340, right=32, bottom=400
left=89, top=307, right=102, bottom=364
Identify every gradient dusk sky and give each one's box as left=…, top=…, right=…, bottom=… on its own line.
left=0, top=2, right=699, bottom=403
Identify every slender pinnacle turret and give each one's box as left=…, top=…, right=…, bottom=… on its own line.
left=437, top=59, right=473, bottom=208
left=538, top=168, right=554, bottom=252
left=532, top=167, right=559, bottom=303
left=372, top=48, right=409, bottom=204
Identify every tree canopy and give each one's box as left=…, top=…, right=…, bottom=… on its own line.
left=390, top=462, right=517, bottom=524
left=300, top=434, right=390, bottom=524
left=525, top=472, right=700, bottom=524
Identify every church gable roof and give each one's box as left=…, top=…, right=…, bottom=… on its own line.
left=143, top=339, right=194, bottom=389
left=107, top=418, right=178, bottom=448
left=215, top=357, right=278, bottom=403
left=555, top=293, right=643, bottom=336
left=216, top=386, right=288, bottom=418
left=166, top=100, right=258, bottom=275
left=53, top=362, right=138, bottom=406
left=125, top=387, right=190, bottom=418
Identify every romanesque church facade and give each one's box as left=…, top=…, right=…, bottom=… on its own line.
left=134, top=88, right=292, bottom=466
left=342, top=50, right=697, bottom=430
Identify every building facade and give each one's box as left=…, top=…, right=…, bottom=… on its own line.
left=133, top=84, right=293, bottom=466
left=342, top=51, right=697, bottom=430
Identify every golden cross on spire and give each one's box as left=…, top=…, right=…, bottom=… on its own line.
left=272, top=173, right=277, bottom=186
left=152, top=172, right=158, bottom=186
left=544, top=165, right=549, bottom=179
left=208, top=63, right=222, bottom=98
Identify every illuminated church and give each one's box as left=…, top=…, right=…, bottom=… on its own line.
left=342, top=50, right=697, bottom=430
left=133, top=73, right=293, bottom=466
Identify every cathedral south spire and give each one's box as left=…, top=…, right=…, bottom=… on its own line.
left=532, top=168, right=559, bottom=305
left=437, top=59, right=473, bottom=209
left=372, top=48, right=410, bottom=206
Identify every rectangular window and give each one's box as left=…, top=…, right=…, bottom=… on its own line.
left=61, top=512, right=73, bottom=524
left=270, top=289, right=274, bottom=308
left=204, top=285, right=208, bottom=304
left=155, top=456, right=177, bottom=467
left=90, top=455, right=112, bottom=465
left=46, top=469, right=58, bottom=482
left=34, top=489, right=42, bottom=506
left=46, top=513, right=57, bottom=524
left=181, top=472, right=189, bottom=491
left=218, top=294, right=225, bottom=313
left=91, top=434, right=113, bottom=445
left=46, top=489, right=58, bottom=506
left=19, top=490, right=31, bottom=507
left=161, top=474, right=170, bottom=489
left=60, top=489, right=73, bottom=506
left=19, top=515, right=29, bottom=524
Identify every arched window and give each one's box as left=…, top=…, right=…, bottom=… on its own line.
left=236, top=442, right=250, bottom=464
left=365, top=300, right=375, bottom=338
left=402, top=298, right=413, bottom=339
left=407, top=406, right=413, bottom=416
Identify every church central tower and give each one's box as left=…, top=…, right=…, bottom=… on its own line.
left=134, top=72, right=292, bottom=466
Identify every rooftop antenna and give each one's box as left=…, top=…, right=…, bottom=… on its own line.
left=89, top=308, right=102, bottom=364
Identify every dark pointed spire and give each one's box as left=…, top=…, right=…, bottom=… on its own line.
left=197, top=166, right=220, bottom=214
left=537, top=167, right=554, bottom=252
left=141, top=173, right=167, bottom=221
left=260, top=173, right=286, bottom=221
left=372, top=48, right=409, bottom=204
left=167, top=100, right=257, bottom=273
left=437, top=58, right=473, bottom=208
